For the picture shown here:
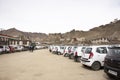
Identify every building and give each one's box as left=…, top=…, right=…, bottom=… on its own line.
left=91, top=37, right=109, bottom=44
left=0, top=34, right=31, bottom=46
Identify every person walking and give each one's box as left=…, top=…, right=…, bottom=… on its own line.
left=29, top=43, right=36, bottom=52
left=31, top=46, right=34, bottom=52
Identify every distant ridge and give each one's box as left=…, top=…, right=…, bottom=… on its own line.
left=1, top=19, right=120, bottom=44
left=2, top=28, right=48, bottom=42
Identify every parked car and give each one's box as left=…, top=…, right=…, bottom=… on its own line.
left=73, top=46, right=86, bottom=62
left=59, top=46, right=65, bottom=55
left=9, top=46, right=15, bottom=53
left=104, top=47, right=120, bottom=79
left=14, top=45, right=24, bottom=52
left=51, top=46, right=58, bottom=54
left=0, top=47, right=3, bottom=54
left=81, top=45, right=109, bottom=70
left=50, top=46, right=55, bottom=53
left=68, top=46, right=77, bottom=59
left=48, top=45, right=53, bottom=52
left=54, top=46, right=61, bottom=55
left=22, top=46, right=29, bottom=51
left=35, top=45, right=41, bottom=49
left=63, top=46, right=72, bottom=57
left=0, top=45, right=10, bottom=53
left=54, top=46, right=66, bottom=55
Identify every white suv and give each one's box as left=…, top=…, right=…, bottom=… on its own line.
left=81, top=45, right=109, bottom=70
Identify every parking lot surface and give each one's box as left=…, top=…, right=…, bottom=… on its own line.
left=0, top=49, right=111, bottom=80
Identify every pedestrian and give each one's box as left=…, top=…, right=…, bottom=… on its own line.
left=31, top=46, right=34, bottom=52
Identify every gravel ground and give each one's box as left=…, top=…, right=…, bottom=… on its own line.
left=0, top=49, right=112, bottom=80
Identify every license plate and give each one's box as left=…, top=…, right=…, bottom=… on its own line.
left=108, top=70, right=117, bottom=76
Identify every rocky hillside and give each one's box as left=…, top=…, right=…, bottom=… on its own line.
left=1, top=19, right=120, bottom=44
left=62, top=19, right=120, bottom=40
left=2, top=28, right=48, bottom=42
left=89, top=20, right=120, bottom=39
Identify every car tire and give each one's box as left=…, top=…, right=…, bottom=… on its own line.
left=74, top=56, right=80, bottom=62
left=64, top=53, right=67, bottom=57
left=69, top=55, right=71, bottom=59
left=107, top=73, right=114, bottom=78
left=74, top=57, right=77, bottom=62
left=91, top=61, right=101, bottom=70
left=57, top=52, right=60, bottom=55
left=49, top=50, right=51, bottom=52
left=76, top=56, right=81, bottom=62
left=69, top=54, right=73, bottom=59
left=82, top=64, right=87, bottom=67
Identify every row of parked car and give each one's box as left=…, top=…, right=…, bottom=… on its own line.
left=0, top=45, right=47, bottom=54
left=48, top=45, right=120, bottom=79
left=0, top=45, right=30, bottom=54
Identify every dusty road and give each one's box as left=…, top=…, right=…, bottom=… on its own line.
left=0, top=49, right=111, bottom=80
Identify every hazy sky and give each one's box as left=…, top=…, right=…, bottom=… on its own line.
left=0, top=0, right=120, bottom=33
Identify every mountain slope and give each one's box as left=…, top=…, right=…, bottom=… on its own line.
left=1, top=19, right=120, bottom=44
left=2, top=28, right=48, bottom=42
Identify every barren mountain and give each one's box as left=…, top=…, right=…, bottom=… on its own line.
left=89, top=20, right=120, bottom=39
left=62, top=19, right=120, bottom=41
left=1, top=19, right=120, bottom=44
left=2, top=28, right=48, bottom=42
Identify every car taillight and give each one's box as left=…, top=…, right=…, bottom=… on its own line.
left=89, top=52, right=93, bottom=59
left=69, top=50, right=71, bottom=53
left=75, top=52, right=77, bottom=56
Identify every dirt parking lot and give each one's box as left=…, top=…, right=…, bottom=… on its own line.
left=0, top=49, right=112, bottom=80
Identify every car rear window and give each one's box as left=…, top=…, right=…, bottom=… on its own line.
left=68, top=47, right=72, bottom=50
left=85, top=48, right=92, bottom=54
left=60, top=47, right=64, bottom=49
left=81, top=47, right=86, bottom=52
left=96, top=47, right=107, bottom=54
left=74, top=46, right=77, bottom=49
left=73, top=46, right=77, bottom=50
left=108, top=48, right=120, bottom=56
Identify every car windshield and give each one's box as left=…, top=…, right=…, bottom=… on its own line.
left=108, top=47, right=120, bottom=56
